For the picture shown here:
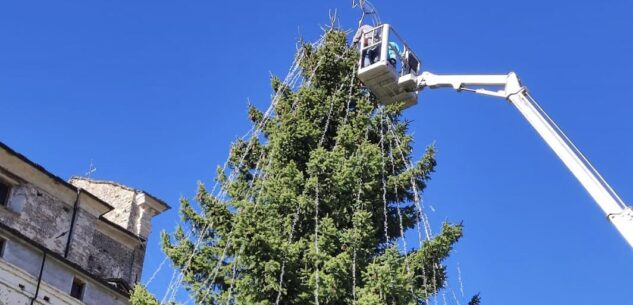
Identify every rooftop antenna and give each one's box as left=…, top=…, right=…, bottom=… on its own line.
left=85, top=160, right=97, bottom=178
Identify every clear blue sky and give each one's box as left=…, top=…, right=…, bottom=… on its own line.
left=1, top=1, right=631, bottom=304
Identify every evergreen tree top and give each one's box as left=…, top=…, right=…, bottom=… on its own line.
left=133, top=27, right=478, bottom=305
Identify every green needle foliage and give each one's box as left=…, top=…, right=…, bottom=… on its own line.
left=130, top=285, right=161, bottom=305
left=133, top=27, right=478, bottom=305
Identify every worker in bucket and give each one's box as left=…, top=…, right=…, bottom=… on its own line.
left=353, top=25, right=381, bottom=68
left=352, top=24, right=374, bottom=46
left=387, top=41, right=401, bottom=68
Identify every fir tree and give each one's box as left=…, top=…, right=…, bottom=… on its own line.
left=130, top=285, right=160, bottom=305
left=151, top=28, right=477, bottom=305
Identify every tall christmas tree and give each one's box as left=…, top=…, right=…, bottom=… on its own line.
left=134, top=27, right=478, bottom=305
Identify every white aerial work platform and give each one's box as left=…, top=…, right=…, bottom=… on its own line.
left=357, top=24, right=633, bottom=248
left=357, top=24, right=421, bottom=108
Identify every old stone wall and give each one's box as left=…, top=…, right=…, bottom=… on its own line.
left=0, top=145, right=167, bottom=304
left=70, top=179, right=137, bottom=234
left=87, top=231, right=137, bottom=284
left=0, top=184, right=72, bottom=257
left=0, top=181, right=142, bottom=291
left=131, top=245, right=145, bottom=284
left=66, top=209, right=97, bottom=269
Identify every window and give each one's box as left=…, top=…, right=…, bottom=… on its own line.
left=70, top=277, right=85, bottom=300
left=0, top=181, right=10, bottom=207
left=0, top=238, right=5, bottom=258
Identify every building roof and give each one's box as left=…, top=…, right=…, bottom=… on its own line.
left=0, top=141, right=169, bottom=244
left=0, top=141, right=173, bottom=297
left=0, top=141, right=171, bottom=214
left=68, top=176, right=171, bottom=212
left=0, top=141, right=114, bottom=212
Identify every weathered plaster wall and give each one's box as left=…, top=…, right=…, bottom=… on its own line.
left=0, top=184, right=72, bottom=256
left=0, top=235, right=131, bottom=305
left=41, top=257, right=74, bottom=293
left=136, top=203, right=156, bottom=240
left=0, top=259, right=35, bottom=305
left=42, top=257, right=128, bottom=305
left=2, top=239, right=43, bottom=277
left=83, top=282, right=129, bottom=305
left=0, top=258, right=130, bottom=305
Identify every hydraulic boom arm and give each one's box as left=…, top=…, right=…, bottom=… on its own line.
left=416, top=71, right=633, bottom=248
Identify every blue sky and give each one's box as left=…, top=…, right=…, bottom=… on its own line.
left=1, top=1, right=631, bottom=304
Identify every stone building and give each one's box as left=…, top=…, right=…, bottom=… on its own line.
left=0, top=142, right=169, bottom=304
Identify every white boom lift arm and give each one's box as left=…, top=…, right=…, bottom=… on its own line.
left=357, top=24, right=633, bottom=247
left=417, top=71, right=633, bottom=248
